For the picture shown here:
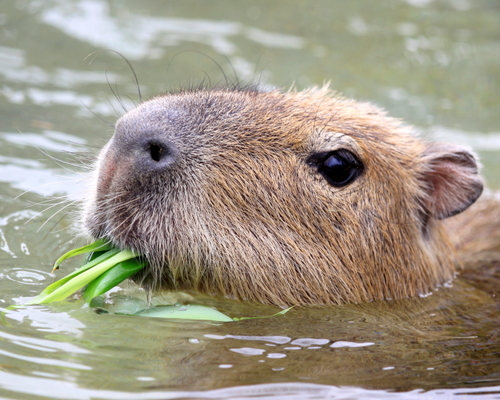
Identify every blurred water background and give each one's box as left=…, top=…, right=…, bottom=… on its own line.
left=0, top=1, right=499, bottom=399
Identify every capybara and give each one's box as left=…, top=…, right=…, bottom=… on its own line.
left=82, top=86, right=500, bottom=306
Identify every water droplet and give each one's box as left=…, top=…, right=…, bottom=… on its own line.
left=230, top=347, right=266, bottom=356
left=267, top=353, right=286, bottom=359
left=330, top=341, right=375, bottom=348
left=137, top=377, right=155, bottom=381
left=20, top=242, right=29, bottom=255
left=290, top=338, right=329, bottom=347
left=204, top=334, right=225, bottom=340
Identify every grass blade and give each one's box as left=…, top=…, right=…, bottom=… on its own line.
left=52, top=239, right=113, bottom=271
left=25, top=240, right=291, bottom=323
left=82, top=258, right=147, bottom=303
left=38, top=248, right=121, bottom=298
left=27, top=250, right=137, bottom=305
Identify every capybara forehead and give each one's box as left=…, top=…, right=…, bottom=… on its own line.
left=117, top=90, right=307, bottom=150
left=116, top=87, right=422, bottom=170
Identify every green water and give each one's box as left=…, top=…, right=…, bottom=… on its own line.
left=0, top=1, right=499, bottom=399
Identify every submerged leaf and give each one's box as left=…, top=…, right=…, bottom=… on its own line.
left=133, top=305, right=233, bottom=322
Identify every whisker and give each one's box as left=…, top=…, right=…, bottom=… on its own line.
left=35, top=201, right=77, bottom=232
left=111, top=73, right=128, bottom=114
left=17, top=191, right=67, bottom=204
left=104, top=208, right=139, bottom=240
left=107, top=96, right=122, bottom=119
left=29, top=198, right=69, bottom=211
left=42, top=211, right=72, bottom=240
left=167, top=50, right=230, bottom=87
left=223, top=55, right=239, bottom=88
left=81, top=100, right=115, bottom=128
left=85, top=49, right=142, bottom=102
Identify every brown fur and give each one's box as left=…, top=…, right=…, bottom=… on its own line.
left=82, top=87, right=500, bottom=306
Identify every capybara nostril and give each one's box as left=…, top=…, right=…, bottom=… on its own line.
left=134, top=138, right=178, bottom=173
left=149, top=142, right=165, bottom=162
left=146, top=139, right=176, bottom=165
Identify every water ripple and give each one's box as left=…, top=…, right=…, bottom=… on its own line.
left=2, top=268, right=51, bottom=286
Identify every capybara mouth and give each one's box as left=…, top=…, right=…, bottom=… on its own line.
left=80, top=87, right=487, bottom=306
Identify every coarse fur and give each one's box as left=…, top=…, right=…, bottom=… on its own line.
left=82, top=86, right=500, bottom=306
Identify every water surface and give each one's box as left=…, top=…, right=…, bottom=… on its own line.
left=1, top=1, right=499, bottom=399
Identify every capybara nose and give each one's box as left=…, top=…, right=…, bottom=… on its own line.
left=95, top=135, right=178, bottom=196
left=139, top=138, right=178, bottom=171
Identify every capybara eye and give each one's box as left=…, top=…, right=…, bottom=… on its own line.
left=319, top=149, right=364, bottom=187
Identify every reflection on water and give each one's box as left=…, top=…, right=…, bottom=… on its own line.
left=1, top=378, right=500, bottom=400
left=2, top=280, right=500, bottom=398
left=40, top=0, right=306, bottom=61
left=0, top=0, right=499, bottom=399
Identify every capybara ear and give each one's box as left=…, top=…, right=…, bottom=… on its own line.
left=421, top=144, right=483, bottom=220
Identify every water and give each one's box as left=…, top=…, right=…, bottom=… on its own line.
left=1, top=1, right=499, bottom=398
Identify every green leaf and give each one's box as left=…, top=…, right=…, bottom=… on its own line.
left=23, top=240, right=292, bottom=323
left=129, top=305, right=292, bottom=322
left=52, top=239, right=113, bottom=271
left=84, top=249, right=111, bottom=264
left=132, top=305, right=233, bottom=322
left=27, top=249, right=137, bottom=305
left=82, top=258, right=147, bottom=303
left=38, top=248, right=122, bottom=298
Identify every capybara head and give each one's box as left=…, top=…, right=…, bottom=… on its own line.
left=82, top=87, right=483, bottom=306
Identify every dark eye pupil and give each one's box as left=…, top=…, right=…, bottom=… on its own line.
left=319, top=149, right=363, bottom=187
left=325, top=154, right=350, bottom=180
